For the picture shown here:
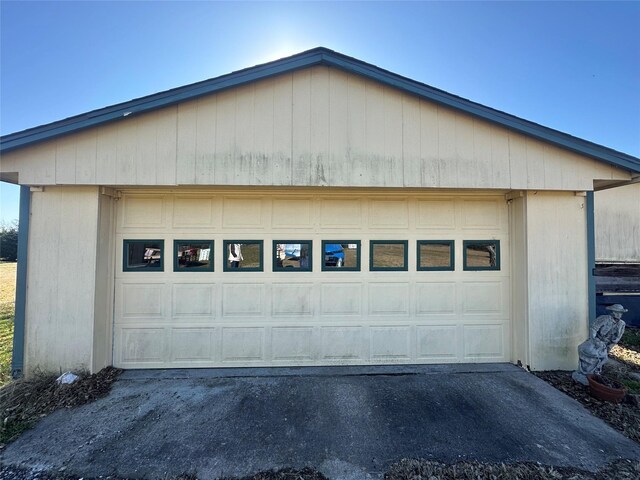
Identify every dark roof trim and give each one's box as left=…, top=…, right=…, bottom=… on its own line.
left=2, top=47, right=639, bottom=173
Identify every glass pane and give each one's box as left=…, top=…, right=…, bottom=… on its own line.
left=419, top=242, right=452, bottom=269
left=226, top=242, right=262, bottom=269
left=125, top=241, right=162, bottom=270
left=275, top=242, right=312, bottom=270
left=372, top=242, right=406, bottom=269
left=465, top=242, right=498, bottom=268
left=323, top=242, right=359, bottom=269
left=176, top=242, right=212, bottom=271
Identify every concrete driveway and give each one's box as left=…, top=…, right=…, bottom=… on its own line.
left=2, top=363, right=639, bottom=479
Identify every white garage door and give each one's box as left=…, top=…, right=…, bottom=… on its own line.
left=113, top=189, right=510, bottom=368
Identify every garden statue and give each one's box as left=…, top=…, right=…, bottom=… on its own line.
left=572, top=304, right=627, bottom=385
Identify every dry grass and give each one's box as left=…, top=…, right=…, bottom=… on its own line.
left=0, top=262, right=16, bottom=321
left=372, top=243, right=406, bottom=268
left=0, top=262, right=16, bottom=386
left=385, top=458, right=640, bottom=480
left=0, top=366, right=122, bottom=446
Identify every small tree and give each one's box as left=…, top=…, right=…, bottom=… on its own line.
left=0, top=221, right=18, bottom=262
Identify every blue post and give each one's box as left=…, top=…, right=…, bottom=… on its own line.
left=586, top=191, right=596, bottom=326
left=11, top=185, right=30, bottom=378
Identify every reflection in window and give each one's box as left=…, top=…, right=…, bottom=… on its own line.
left=174, top=241, right=213, bottom=271
left=322, top=241, right=360, bottom=271
left=463, top=240, right=500, bottom=270
left=370, top=241, right=408, bottom=271
left=274, top=241, right=312, bottom=271
left=123, top=240, right=164, bottom=271
left=223, top=240, right=263, bottom=271
left=418, top=241, right=454, bottom=271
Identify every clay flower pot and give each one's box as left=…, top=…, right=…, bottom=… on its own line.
left=587, top=375, right=628, bottom=403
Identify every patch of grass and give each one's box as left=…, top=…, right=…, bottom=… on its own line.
left=0, top=262, right=16, bottom=386
left=621, top=327, right=640, bottom=350
left=0, top=262, right=16, bottom=321
left=623, top=379, right=640, bottom=394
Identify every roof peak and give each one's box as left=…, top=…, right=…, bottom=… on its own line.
left=1, top=47, right=638, bottom=172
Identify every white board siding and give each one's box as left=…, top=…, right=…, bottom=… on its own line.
left=2, top=67, right=630, bottom=190
left=113, top=189, right=510, bottom=369
left=24, top=187, right=100, bottom=373
left=595, top=183, right=640, bottom=263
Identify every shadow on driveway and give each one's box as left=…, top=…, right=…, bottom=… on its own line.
left=1, top=363, right=639, bottom=479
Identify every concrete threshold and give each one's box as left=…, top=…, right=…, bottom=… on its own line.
left=119, top=362, right=521, bottom=381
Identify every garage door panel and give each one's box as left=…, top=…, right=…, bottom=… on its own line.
left=171, top=328, right=216, bottom=362
left=173, top=197, right=217, bottom=228
left=271, top=283, right=314, bottom=316
left=122, top=196, right=165, bottom=229
left=119, top=327, right=166, bottom=363
left=172, top=284, right=216, bottom=317
left=222, top=284, right=265, bottom=317
left=121, top=284, right=165, bottom=319
left=416, top=325, right=459, bottom=360
left=271, top=327, right=315, bottom=361
left=222, top=197, right=264, bottom=229
left=416, top=200, right=456, bottom=229
left=461, top=199, right=501, bottom=230
left=463, top=324, right=504, bottom=359
left=320, top=283, right=362, bottom=316
left=416, top=282, right=457, bottom=315
left=369, top=283, right=410, bottom=315
left=221, top=327, right=265, bottom=362
left=369, top=199, right=409, bottom=228
left=321, top=327, right=364, bottom=360
left=370, top=326, right=411, bottom=360
left=320, top=198, right=363, bottom=228
left=272, top=198, right=313, bottom=229
left=462, top=281, right=506, bottom=315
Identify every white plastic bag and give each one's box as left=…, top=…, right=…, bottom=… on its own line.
left=56, top=371, right=80, bottom=385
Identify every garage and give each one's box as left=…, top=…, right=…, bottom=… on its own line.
left=114, top=189, right=510, bottom=368
left=3, top=47, right=637, bottom=376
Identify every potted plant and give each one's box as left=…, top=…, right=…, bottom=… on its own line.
left=587, top=374, right=628, bottom=403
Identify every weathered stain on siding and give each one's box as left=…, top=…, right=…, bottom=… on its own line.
left=1, top=66, right=630, bottom=189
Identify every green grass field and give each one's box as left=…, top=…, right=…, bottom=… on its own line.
left=0, top=262, right=16, bottom=386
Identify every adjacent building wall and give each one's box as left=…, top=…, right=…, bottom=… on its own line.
left=595, top=183, right=640, bottom=263
left=526, top=191, right=589, bottom=371
left=24, top=186, right=100, bottom=374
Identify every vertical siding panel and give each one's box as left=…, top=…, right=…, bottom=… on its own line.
left=365, top=81, right=385, bottom=160
left=347, top=74, right=367, bottom=186
left=491, top=126, right=511, bottom=188
left=55, top=138, right=76, bottom=184
left=437, top=106, right=458, bottom=187
left=419, top=100, right=440, bottom=187
left=115, top=119, right=138, bottom=185
left=383, top=86, right=404, bottom=186
left=234, top=83, right=257, bottom=182
left=214, top=89, right=236, bottom=185
left=155, top=107, right=178, bottom=185
left=525, top=138, right=546, bottom=189
left=291, top=69, right=312, bottom=184
left=254, top=78, right=276, bottom=184
left=472, top=119, right=493, bottom=187
left=402, top=94, right=421, bottom=187
left=454, top=115, right=476, bottom=187
left=272, top=73, right=293, bottom=185
left=329, top=69, right=350, bottom=185
left=309, top=66, right=330, bottom=185
left=95, top=123, right=119, bottom=185
left=176, top=101, right=198, bottom=184
left=135, top=115, right=158, bottom=185
left=75, top=130, right=98, bottom=184
left=195, top=95, right=217, bottom=184
left=508, top=132, right=528, bottom=189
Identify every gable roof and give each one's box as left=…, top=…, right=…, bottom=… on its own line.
left=1, top=47, right=639, bottom=173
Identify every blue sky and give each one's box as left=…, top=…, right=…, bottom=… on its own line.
left=1, top=1, right=639, bottom=224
